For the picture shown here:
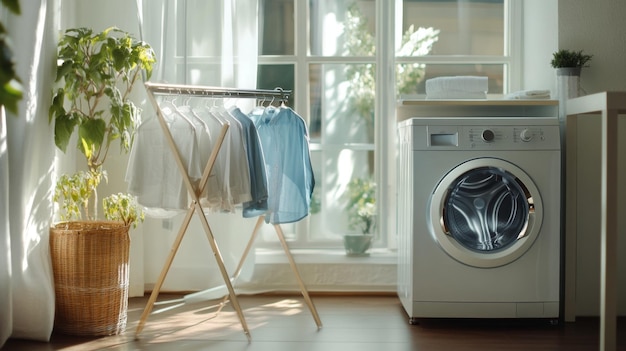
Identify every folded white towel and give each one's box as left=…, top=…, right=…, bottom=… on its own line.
left=426, top=76, right=488, bottom=95
left=426, top=91, right=487, bottom=100
left=505, top=89, right=551, bottom=100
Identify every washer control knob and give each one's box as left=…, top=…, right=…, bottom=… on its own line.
left=520, top=129, right=533, bottom=142
left=481, top=129, right=495, bottom=142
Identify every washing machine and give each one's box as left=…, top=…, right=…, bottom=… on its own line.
left=397, top=116, right=561, bottom=323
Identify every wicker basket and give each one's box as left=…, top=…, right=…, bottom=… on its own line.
left=49, top=221, right=131, bottom=336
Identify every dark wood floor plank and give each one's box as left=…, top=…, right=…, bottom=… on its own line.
left=2, top=294, right=624, bottom=351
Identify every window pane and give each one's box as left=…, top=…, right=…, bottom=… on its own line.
left=183, top=63, right=261, bottom=86
left=309, top=63, right=376, bottom=144
left=309, top=149, right=376, bottom=240
left=257, top=64, right=295, bottom=107
left=179, top=0, right=223, bottom=57
left=310, top=0, right=376, bottom=57
left=398, top=63, right=505, bottom=95
left=402, top=0, right=505, bottom=56
left=259, top=0, right=294, bottom=55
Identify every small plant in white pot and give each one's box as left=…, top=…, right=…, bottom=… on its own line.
left=343, top=177, right=376, bottom=256
left=550, top=49, right=592, bottom=72
left=48, top=26, right=154, bottom=336
left=551, top=49, right=592, bottom=111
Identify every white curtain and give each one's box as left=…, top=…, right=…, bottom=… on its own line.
left=0, top=0, right=58, bottom=346
left=141, top=0, right=259, bottom=88
left=137, top=0, right=260, bottom=296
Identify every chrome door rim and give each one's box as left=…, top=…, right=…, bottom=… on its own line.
left=428, top=158, right=543, bottom=268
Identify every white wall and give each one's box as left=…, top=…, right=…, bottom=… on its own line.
left=522, top=0, right=559, bottom=94
left=558, top=0, right=626, bottom=316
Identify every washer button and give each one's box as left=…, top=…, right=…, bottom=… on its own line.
left=520, top=129, right=533, bottom=142
left=481, top=129, right=495, bottom=142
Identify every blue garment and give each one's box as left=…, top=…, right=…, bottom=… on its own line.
left=252, top=106, right=315, bottom=224
left=230, top=107, right=269, bottom=218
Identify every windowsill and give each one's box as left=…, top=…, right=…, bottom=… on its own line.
left=255, top=248, right=398, bottom=265
left=232, top=248, right=398, bottom=293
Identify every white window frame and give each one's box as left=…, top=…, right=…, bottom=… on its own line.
left=254, top=0, right=521, bottom=250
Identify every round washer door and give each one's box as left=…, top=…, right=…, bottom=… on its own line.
left=428, top=158, right=543, bottom=268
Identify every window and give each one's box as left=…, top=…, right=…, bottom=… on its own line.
left=151, top=0, right=518, bottom=249
left=255, top=0, right=516, bottom=249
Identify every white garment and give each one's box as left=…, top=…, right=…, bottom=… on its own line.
left=215, top=107, right=252, bottom=207
left=505, top=89, right=551, bottom=100
left=192, top=106, right=227, bottom=210
left=126, top=111, right=202, bottom=216
left=177, top=105, right=222, bottom=203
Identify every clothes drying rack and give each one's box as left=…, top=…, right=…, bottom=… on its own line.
left=135, top=82, right=322, bottom=340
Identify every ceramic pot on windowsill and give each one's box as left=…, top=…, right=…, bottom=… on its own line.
left=343, top=234, right=373, bottom=256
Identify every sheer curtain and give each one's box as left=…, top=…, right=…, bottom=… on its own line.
left=138, top=0, right=260, bottom=295
left=140, top=0, right=259, bottom=87
left=0, top=0, right=58, bottom=346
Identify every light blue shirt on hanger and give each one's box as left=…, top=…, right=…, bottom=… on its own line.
left=251, top=106, right=315, bottom=224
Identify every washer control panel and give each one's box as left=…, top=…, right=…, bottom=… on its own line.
left=472, top=127, right=542, bottom=144
left=422, top=122, right=561, bottom=151
left=468, top=126, right=552, bottom=147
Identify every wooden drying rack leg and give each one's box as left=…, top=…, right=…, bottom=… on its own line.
left=216, top=216, right=322, bottom=329
left=134, top=201, right=251, bottom=341
left=134, top=206, right=195, bottom=338
left=274, top=222, right=323, bottom=329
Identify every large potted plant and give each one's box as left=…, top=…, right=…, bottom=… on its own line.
left=48, top=26, right=154, bottom=336
left=343, top=177, right=376, bottom=256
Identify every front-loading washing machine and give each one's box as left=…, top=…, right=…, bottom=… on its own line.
left=397, top=116, right=561, bottom=323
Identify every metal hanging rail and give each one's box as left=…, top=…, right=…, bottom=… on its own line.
left=144, top=81, right=291, bottom=100
left=135, top=82, right=320, bottom=341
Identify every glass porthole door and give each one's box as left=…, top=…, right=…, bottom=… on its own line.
left=428, top=158, right=543, bottom=268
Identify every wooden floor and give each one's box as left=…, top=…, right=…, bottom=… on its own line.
left=3, top=293, right=625, bottom=351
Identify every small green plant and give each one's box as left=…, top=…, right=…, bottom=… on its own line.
left=103, top=193, right=145, bottom=228
left=53, top=170, right=105, bottom=221
left=54, top=170, right=144, bottom=227
left=345, top=177, right=376, bottom=234
left=550, top=49, right=593, bottom=68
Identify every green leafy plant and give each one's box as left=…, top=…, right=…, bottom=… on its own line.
left=103, top=193, right=145, bottom=228
left=0, top=0, right=23, bottom=115
left=53, top=170, right=106, bottom=221
left=345, top=177, right=376, bottom=234
left=49, top=27, right=155, bottom=225
left=343, top=3, right=439, bottom=133
left=550, top=49, right=593, bottom=68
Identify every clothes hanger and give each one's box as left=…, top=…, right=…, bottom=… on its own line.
left=159, top=96, right=195, bottom=128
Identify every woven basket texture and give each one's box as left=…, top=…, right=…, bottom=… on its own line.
left=50, top=221, right=130, bottom=336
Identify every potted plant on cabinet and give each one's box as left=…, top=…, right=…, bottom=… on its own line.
left=551, top=49, right=592, bottom=115
left=343, top=177, right=376, bottom=256
left=550, top=49, right=593, bottom=74
left=48, top=26, right=154, bottom=336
